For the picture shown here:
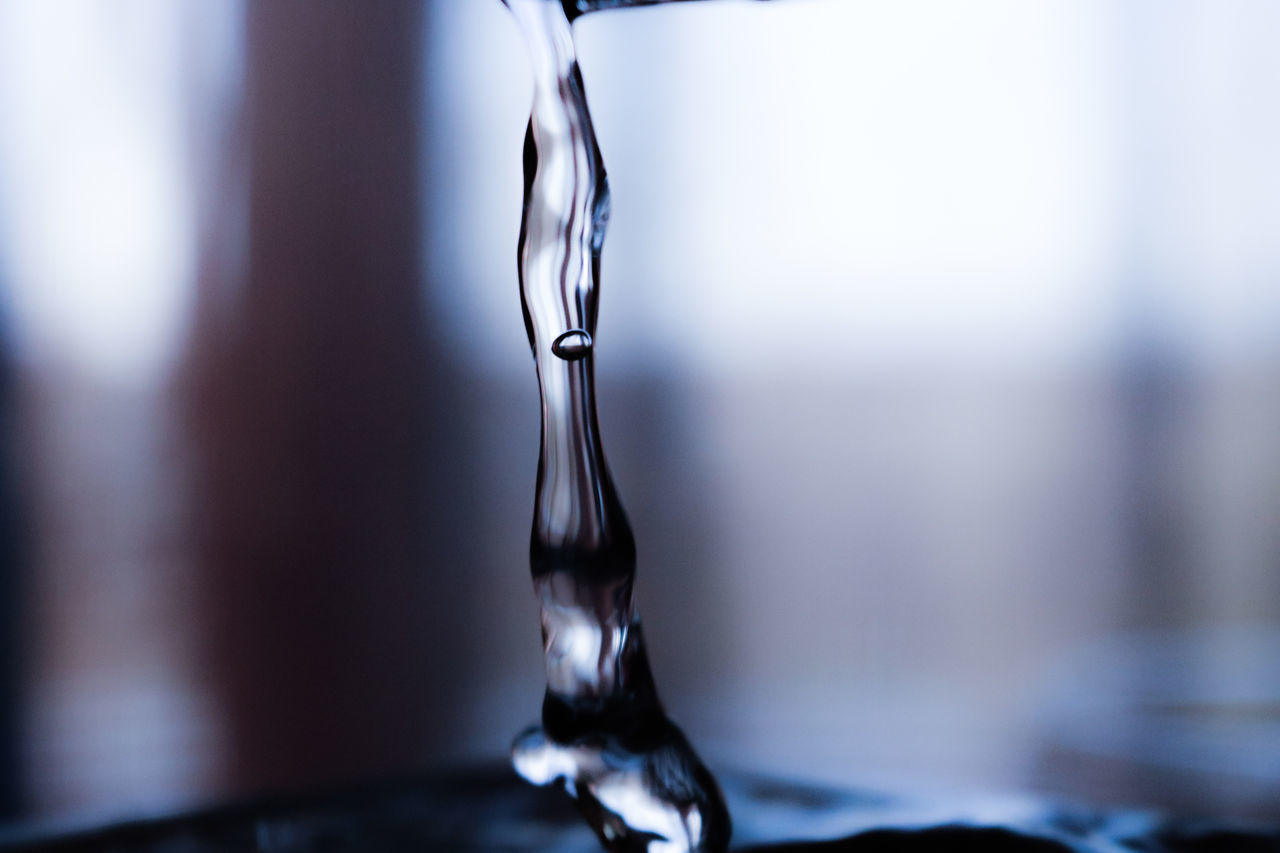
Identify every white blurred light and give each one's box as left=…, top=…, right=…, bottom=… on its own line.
left=0, top=0, right=198, bottom=388
left=589, top=0, right=1117, bottom=374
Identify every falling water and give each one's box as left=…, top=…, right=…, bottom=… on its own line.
left=501, top=0, right=730, bottom=851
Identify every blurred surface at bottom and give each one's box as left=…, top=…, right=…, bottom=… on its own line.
left=0, top=765, right=1275, bottom=853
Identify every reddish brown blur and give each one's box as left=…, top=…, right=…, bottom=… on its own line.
left=181, top=0, right=453, bottom=794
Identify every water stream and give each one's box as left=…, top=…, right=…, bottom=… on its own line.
left=502, top=1, right=731, bottom=851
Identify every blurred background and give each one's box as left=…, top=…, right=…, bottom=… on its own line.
left=0, top=0, right=1277, bottom=834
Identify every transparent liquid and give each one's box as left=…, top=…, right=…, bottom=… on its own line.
left=502, top=1, right=730, bottom=851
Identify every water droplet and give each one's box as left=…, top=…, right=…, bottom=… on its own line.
left=551, top=329, right=593, bottom=361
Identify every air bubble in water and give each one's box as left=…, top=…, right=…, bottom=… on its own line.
left=551, top=329, right=593, bottom=360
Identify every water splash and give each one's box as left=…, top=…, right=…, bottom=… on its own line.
left=502, top=0, right=730, bottom=850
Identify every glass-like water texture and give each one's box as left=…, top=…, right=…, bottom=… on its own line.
left=502, top=1, right=731, bottom=851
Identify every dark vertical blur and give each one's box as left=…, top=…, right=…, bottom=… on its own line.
left=181, top=0, right=455, bottom=794
left=1112, top=1, right=1196, bottom=633
left=0, top=320, right=20, bottom=820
